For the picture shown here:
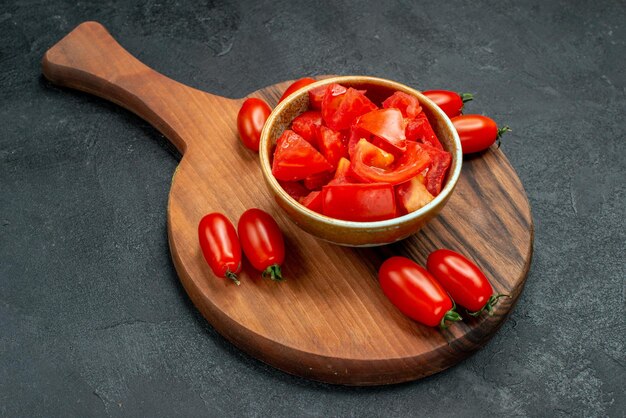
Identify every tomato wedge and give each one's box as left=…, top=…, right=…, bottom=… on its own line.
left=308, top=85, right=327, bottom=110
left=351, top=139, right=430, bottom=185
left=395, top=175, right=434, bottom=214
left=299, top=190, right=323, bottom=212
left=304, top=171, right=332, bottom=191
left=317, top=126, right=348, bottom=169
left=405, top=112, right=442, bottom=149
left=421, top=144, right=452, bottom=196
left=323, top=86, right=378, bottom=131
left=291, top=111, right=322, bottom=144
left=271, top=130, right=332, bottom=181
left=278, top=181, right=309, bottom=200
left=321, top=182, right=396, bottom=222
left=279, top=77, right=316, bottom=103
left=356, top=108, right=407, bottom=151
left=382, top=91, right=422, bottom=118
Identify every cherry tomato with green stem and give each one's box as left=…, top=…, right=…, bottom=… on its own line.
left=451, top=114, right=511, bottom=154
left=238, top=209, right=285, bottom=281
left=426, top=249, right=509, bottom=316
left=198, top=213, right=242, bottom=285
left=422, top=90, right=474, bottom=118
left=237, top=98, right=272, bottom=152
left=279, top=77, right=316, bottom=103
left=378, top=256, right=462, bottom=329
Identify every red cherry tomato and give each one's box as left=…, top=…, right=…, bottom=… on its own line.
left=279, top=77, right=316, bottom=103
left=451, top=114, right=511, bottom=154
left=198, top=213, right=242, bottom=285
left=237, top=209, right=285, bottom=281
left=426, top=249, right=508, bottom=315
left=378, top=256, right=462, bottom=328
left=237, top=98, right=272, bottom=152
left=422, top=90, right=473, bottom=118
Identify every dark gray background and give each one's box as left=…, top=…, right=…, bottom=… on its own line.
left=1, top=0, right=624, bottom=416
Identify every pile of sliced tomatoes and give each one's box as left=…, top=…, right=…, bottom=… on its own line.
left=270, top=83, right=452, bottom=222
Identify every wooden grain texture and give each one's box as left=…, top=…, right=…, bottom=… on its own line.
left=42, top=22, right=533, bottom=385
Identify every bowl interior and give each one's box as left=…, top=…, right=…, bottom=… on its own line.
left=259, top=75, right=462, bottom=232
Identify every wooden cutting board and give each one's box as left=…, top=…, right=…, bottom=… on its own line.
left=42, top=22, right=533, bottom=385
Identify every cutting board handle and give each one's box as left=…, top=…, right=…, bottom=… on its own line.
left=42, top=21, right=227, bottom=154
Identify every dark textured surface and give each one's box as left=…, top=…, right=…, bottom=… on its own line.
left=1, top=0, right=624, bottom=416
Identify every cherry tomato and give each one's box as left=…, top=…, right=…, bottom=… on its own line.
left=378, top=256, right=461, bottom=328
left=451, top=114, right=511, bottom=154
left=198, top=213, right=242, bottom=285
left=351, top=139, right=431, bottom=185
left=426, top=249, right=508, bottom=315
left=422, top=90, right=473, bottom=118
left=237, top=98, right=272, bottom=152
left=238, top=209, right=286, bottom=281
left=279, top=77, right=316, bottom=103
left=271, top=130, right=332, bottom=181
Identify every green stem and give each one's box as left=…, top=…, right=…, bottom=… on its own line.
left=262, top=264, right=283, bottom=281
left=225, top=271, right=240, bottom=286
left=468, top=294, right=510, bottom=317
left=459, top=92, right=474, bottom=103
left=439, top=306, right=462, bottom=330
left=495, top=126, right=511, bottom=148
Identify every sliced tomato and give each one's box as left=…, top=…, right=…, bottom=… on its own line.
left=308, top=85, right=327, bottom=110
left=353, top=138, right=395, bottom=169
left=382, top=91, right=422, bottom=118
left=299, top=191, right=323, bottom=212
left=347, top=124, right=371, bottom=158
left=405, top=112, right=442, bottom=149
left=334, top=157, right=351, bottom=180
left=321, top=183, right=396, bottom=222
left=304, top=171, right=332, bottom=191
left=291, top=111, right=322, bottom=144
left=356, top=108, right=407, bottom=151
left=317, top=126, right=347, bottom=169
left=395, top=175, right=434, bottom=214
left=278, top=180, right=309, bottom=200
left=351, top=139, right=430, bottom=185
left=421, top=144, right=452, bottom=196
left=271, top=130, right=332, bottom=181
left=323, top=86, right=378, bottom=131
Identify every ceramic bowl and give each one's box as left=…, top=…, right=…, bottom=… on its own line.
left=259, top=75, right=462, bottom=247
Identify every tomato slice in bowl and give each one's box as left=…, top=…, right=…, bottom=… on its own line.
left=322, top=86, right=378, bottom=131
left=355, top=108, right=407, bottom=152
left=351, top=139, right=430, bottom=185
left=291, top=111, right=322, bottom=145
left=272, top=130, right=332, bottom=181
left=321, top=182, right=397, bottom=222
left=382, top=91, right=422, bottom=118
